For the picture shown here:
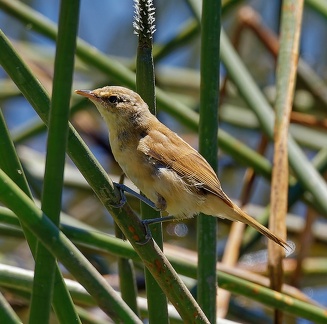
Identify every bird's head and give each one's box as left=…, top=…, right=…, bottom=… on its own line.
left=75, top=86, right=151, bottom=128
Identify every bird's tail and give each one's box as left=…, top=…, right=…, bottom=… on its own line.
left=230, top=204, right=289, bottom=249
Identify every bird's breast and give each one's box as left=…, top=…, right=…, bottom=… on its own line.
left=109, top=130, right=158, bottom=195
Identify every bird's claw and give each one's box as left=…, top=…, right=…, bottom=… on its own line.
left=111, top=183, right=127, bottom=208
left=136, top=216, right=176, bottom=245
left=135, top=219, right=153, bottom=245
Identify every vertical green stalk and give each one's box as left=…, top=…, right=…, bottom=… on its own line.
left=134, top=1, right=168, bottom=322
left=114, top=174, right=138, bottom=317
left=115, top=223, right=140, bottom=317
left=197, top=0, right=221, bottom=322
left=268, top=1, right=303, bottom=323
left=29, top=1, right=80, bottom=323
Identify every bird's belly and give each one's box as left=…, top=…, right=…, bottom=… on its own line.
left=151, top=167, right=205, bottom=218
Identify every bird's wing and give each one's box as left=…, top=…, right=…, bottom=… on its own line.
left=139, top=127, right=233, bottom=208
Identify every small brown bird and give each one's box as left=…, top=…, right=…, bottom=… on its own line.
left=75, top=86, right=288, bottom=248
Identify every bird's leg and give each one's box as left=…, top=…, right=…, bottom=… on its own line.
left=113, top=182, right=161, bottom=210
left=136, top=215, right=176, bottom=245
left=114, top=183, right=174, bottom=245
left=142, top=215, right=176, bottom=226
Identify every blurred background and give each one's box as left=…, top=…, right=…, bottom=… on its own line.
left=1, top=1, right=327, bottom=323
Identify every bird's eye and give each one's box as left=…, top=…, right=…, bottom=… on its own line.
left=108, top=95, right=118, bottom=104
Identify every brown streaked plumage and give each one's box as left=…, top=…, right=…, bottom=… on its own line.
left=75, top=86, right=289, bottom=248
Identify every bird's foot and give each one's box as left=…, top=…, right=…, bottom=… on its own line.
left=109, top=183, right=127, bottom=208
left=135, top=215, right=176, bottom=245
left=113, top=182, right=161, bottom=211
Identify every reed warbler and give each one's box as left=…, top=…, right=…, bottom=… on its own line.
left=75, top=86, right=288, bottom=248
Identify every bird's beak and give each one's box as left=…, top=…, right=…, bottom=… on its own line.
left=75, top=89, right=100, bottom=102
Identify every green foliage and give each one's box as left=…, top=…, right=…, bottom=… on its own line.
left=0, top=0, right=327, bottom=323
